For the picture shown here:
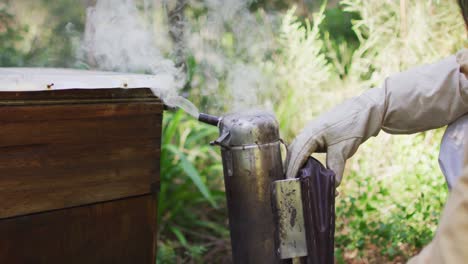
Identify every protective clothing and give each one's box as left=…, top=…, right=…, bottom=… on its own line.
left=286, top=49, right=468, bottom=185
left=439, top=114, right=468, bottom=189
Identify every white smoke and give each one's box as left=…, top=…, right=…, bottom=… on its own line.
left=79, top=0, right=279, bottom=115
left=185, top=0, right=279, bottom=112
left=227, top=64, right=267, bottom=111
left=79, top=0, right=199, bottom=117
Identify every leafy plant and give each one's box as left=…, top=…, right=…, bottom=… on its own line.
left=342, top=0, right=466, bottom=84
left=336, top=130, right=448, bottom=262
left=0, top=6, right=28, bottom=66
left=157, top=110, right=230, bottom=263
left=265, top=6, right=334, bottom=141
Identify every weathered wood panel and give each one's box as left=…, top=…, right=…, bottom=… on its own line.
left=0, top=109, right=162, bottom=147
left=0, top=102, right=163, bottom=121
left=0, top=88, right=156, bottom=101
left=0, top=89, right=162, bottom=219
left=0, top=88, right=162, bottom=263
left=0, top=194, right=157, bottom=264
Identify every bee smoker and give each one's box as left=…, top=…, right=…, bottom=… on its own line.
left=199, top=111, right=284, bottom=263
left=199, top=111, right=335, bottom=264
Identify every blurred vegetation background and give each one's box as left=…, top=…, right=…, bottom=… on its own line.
left=1, top=0, right=466, bottom=263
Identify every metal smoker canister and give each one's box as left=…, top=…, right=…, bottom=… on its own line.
left=200, top=111, right=283, bottom=263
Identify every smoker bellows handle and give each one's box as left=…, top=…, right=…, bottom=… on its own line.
left=198, top=113, right=220, bottom=126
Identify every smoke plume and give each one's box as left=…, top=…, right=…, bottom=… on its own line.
left=80, top=0, right=279, bottom=115
left=186, top=0, right=278, bottom=112
left=80, top=0, right=199, bottom=117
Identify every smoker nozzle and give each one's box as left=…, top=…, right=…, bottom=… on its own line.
left=198, top=113, right=220, bottom=126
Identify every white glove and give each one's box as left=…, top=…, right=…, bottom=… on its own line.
left=286, top=49, right=468, bottom=185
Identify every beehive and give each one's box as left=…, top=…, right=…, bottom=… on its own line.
left=0, top=68, right=163, bottom=264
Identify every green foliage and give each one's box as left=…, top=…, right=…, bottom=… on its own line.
left=320, top=7, right=360, bottom=78
left=37, top=0, right=86, bottom=67
left=0, top=6, right=28, bottom=66
left=276, top=7, right=331, bottom=92
left=157, top=110, right=230, bottom=263
left=336, top=131, right=448, bottom=262
left=343, top=0, right=466, bottom=84
left=0, top=1, right=85, bottom=67
left=265, top=6, right=334, bottom=140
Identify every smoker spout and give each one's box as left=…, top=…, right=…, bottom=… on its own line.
left=198, top=113, right=220, bottom=126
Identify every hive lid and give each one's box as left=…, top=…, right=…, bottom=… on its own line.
left=0, top=67, right=173, bottom=92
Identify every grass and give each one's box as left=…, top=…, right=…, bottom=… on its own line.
left=157, top=110, right=230, bottom=263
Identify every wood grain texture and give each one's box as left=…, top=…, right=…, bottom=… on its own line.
left=0, top=88, right=163, bottom=218
left=0, top=194, right=158, bottom=264
left=0, top=88, right=157, bottom=101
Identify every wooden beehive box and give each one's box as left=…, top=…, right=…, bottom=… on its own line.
left=0, top=69, right=163, bottom=264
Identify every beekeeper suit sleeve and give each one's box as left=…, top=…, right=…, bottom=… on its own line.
left=286, top=49, right=468, bottom=185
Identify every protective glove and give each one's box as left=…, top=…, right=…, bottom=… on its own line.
left=286, top=49, right=468, bottom=185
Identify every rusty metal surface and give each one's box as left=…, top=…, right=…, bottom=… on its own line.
left=219, top=111, right=280, bottom=146
left=222, top=141, right=283, bottom=263
left=272, top=178, right=307, bottom=259
left=216, top=110, right=283, bottom=264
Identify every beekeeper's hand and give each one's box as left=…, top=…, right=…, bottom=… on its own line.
left=286, top=49, right=468, bottom=185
